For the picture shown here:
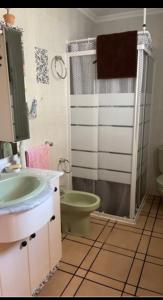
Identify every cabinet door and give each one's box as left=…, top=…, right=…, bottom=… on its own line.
left=28, top=224, right=50, bottom=293
left=4, top=28, right=30, bottom=141
left=48, top=178, right=62, bottom=270
left=0, top=32, right=14, bottom=142
left=0, top=240, right=30, bottom=296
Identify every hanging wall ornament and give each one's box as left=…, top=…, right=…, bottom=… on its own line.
left=35, top=47, right=49, bottom=84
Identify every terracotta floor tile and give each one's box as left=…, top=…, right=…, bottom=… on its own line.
left=41, top=197, right=163, bottom=297
left=153, top=219, right=163, bottom=234
left=97, top=226, right=112, bottom=242
left=149, top=201, right=159, bottom=217
left=62, top=276, right=83, bottom=296
left=58, top=262, right=77, bottom=274
left=146, top=255, right=163, bottom=266
left=139, top=262, right=163, bottom=294
left=141, top=201, right=152, bottom=214
left=76, top=268, right=87, bottom=278
left=144, top=216, right=155, bottom=231
left=140, top=210, right=148, bottom=216
left=80, top=247, right=100, bottom=270
left=90, top=249, right=133, bottom=282
left=152, top=231, right=163, bottom=239
left=158, top=202, right=163, bottom=216
left=66, top=234, right=94, bottom=246
left=134, top=215, right=148, bottom=229
left=148, top=236, right=163, bottom=259
left=94, top=241, right=103, bottom=248
left=75, top=279, right=121, bottom=296
left=38, top=270, right=73, bottom=296
left=127, top=259, right=144, bottom=286
left=88, top=222, right=104, bottom=240
left=124, top=284, right=136, bottom=295
left=115, top=223, right=142, bottom=234
left=135, top=253, right=145, bottom=260
left=102, top=243, right=134, bottom=258
left=136, top=287, right=162, bottom=296
left=86, top=271, right=124, bottom=291
left=137, top=234, right=150, bottom=254
left=62, top=239, right=91, bottom=266
left=122, top=292, right=133, bottom=296
left=105, top=228, right=141, bottom=251
left=143, top=230, right=151, bottom=236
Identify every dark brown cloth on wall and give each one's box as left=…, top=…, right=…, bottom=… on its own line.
left=96, top=31, right=137, bottom=79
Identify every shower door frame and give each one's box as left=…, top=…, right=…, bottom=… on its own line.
left=130, top=44, right=153, bottom=219
left=67, top=41, right=152, bottom=221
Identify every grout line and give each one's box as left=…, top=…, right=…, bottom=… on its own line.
left=39, top=195, right=163, bottom=297
left=121, top=195, right=154, bottom=296
left=73, top=221, right=117, bottom=296
left=60, top=218, right=112, bottom=296
left=57, top=264, right=163, bottom=297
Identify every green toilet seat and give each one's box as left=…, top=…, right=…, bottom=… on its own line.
left=156, top=174, right=163, bottom=187
left=61, top=190, right=100, bottom=212
left=156, top=174, right=163, bottom=195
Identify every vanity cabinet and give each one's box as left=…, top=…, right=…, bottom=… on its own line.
left=0, top=27, right=30, bottom=142
left=0, top=240, right=31, bottom=296
left=0, top=176, right=62, bottom=296
left=28, top=224, right=50, bottom=293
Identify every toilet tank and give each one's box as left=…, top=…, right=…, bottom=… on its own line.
left=158, top=145, right=163, bottom=173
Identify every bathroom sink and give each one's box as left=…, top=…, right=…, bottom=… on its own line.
left=0, top=175, right=47, bottom=208
left=0, top=173, right=55, bottom=243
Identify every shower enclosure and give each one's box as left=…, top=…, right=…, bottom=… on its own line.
left=67, top=31, right=153, bottom=220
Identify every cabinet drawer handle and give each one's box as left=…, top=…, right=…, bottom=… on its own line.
left=50, top=215, right=55, bottom=221
left=54, top=187, right=58, bottom=192
left=20, top=240, right=27, bottom=249
left=30, top=233, right=36, bottom=239
left=0, top=56, right=2, bottom=60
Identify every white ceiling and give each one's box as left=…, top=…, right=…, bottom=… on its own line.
left=88, top=8, right=141, bottom=17
left=78, top=8, right=163, bottom=23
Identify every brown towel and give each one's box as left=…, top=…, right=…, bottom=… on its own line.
left=97, top=31, right=137, bottom=79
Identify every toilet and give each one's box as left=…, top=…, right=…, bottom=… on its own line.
left=156, top=145, right=163, bottom=195
left=60, top=190, right=101, bottom=237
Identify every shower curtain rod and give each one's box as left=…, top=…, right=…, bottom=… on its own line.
left=68, top=30, right=151, bottom=45
left=67, top=37, right=96, bottom=44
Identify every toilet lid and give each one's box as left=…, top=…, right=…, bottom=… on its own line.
left=156, top=174, right=163, bottom=186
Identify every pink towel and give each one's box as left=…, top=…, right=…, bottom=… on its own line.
left=25, top=144, right=50, bottom=169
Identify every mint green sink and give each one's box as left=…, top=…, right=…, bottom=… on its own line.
left=0, top=175, right=47, bottom=208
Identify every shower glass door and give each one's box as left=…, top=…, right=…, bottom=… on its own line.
left=69, top=43, right=136, bottom=218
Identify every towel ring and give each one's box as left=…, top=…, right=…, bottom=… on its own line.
left=51, top=56, right=67, bottom=79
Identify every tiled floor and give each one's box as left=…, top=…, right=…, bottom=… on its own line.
left=38, top=195, right=163, bottom=297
